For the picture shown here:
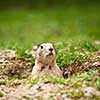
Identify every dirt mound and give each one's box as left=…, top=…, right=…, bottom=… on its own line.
left=0, top=49, right=33, bottom=86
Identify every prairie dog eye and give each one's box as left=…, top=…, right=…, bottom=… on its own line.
left=40, top=46, right=43, bottom=49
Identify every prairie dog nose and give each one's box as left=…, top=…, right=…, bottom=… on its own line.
left=49, top=48, right=53, bottom=52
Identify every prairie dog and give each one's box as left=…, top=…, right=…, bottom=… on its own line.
left=31, top=43, right=63, bottom=78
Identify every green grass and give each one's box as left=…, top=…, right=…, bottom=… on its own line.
left=29, top=76, right=67, bottom=86
left=0, top=5, right=99, bottom=66
left=14, top=40, right=99, bottom=69
left=0, top=4, right=100, bottom=49
left=55, top=40, right=100, bottom=68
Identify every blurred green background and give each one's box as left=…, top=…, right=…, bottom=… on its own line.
left=0, top=0, right=100, bottom=49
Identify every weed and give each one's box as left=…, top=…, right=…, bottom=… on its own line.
left=29, top=78, right=39, bottom=86
left=68, top=89, right=83, bottom=99
left=29, top=76, right=67, bottom=86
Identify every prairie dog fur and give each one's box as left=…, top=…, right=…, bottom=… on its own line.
left=31, top=43, right=63, bottom=78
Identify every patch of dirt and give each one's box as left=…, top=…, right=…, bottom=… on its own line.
left=0, top=49, right=33, bottom=79
left=0, top=59, right=33, bottom=79
left=0, top=82, right=100, bottom=100
left=0, top=83, right=69, bottom=100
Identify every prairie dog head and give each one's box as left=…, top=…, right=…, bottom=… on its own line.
left=35, top=43, right=56, bottom=65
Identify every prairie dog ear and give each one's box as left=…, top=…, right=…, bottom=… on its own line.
left=31, top=44, right=40, bottom=58
left=32, top=44, right=40, bottom=51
